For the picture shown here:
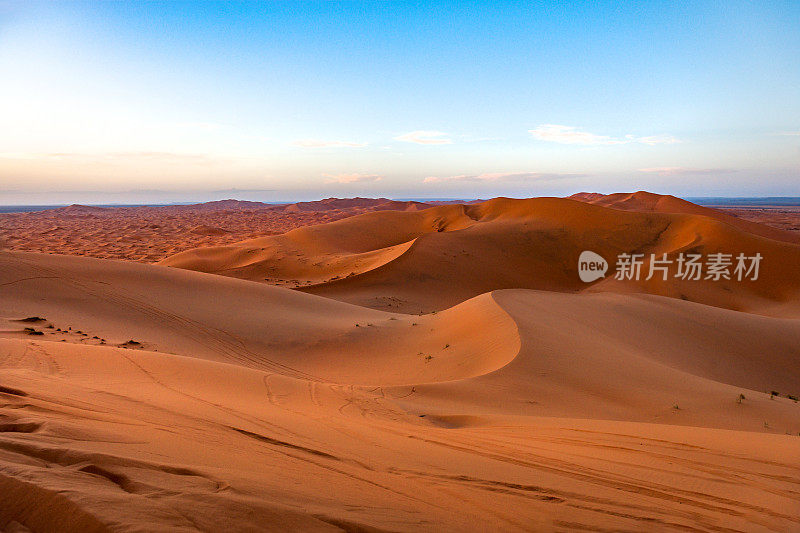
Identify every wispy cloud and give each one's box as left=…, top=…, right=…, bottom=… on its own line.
left=529, top=125, right=624, bottom=145
left=292, top=139, right=367, bottom=148
left=529, top=124, right=680, bottom=146
left=323, top=173, right=383, bottom=184
left=106, top=152, right=221, bottom=163
left=779, top=131, right=800, bottom=136
left=0, top=152, right=41, bottom=160
left=0, top=151, right=218, bottom=163
left=637, top=167, right=737, bottom=176
left=423, top=171, right=582, bottom=184
left=172, top=121, right=225, bottom=131
left=210, top=188, right=276, bottom=194
left=394, top=130, right=453, bottom=145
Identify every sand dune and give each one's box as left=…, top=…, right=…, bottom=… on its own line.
left=159, top=205, right=473, bottom=288
left=4, top=194, right=798, bottom=267
left=0, top=199, right=397, bottom=263
left=570, top=191, right=800, bottom=244
left=277, top=197, right=432, bottom=213
left=2, top=250, right=800, bottom=531
left=407, top=290, right=800, bottom=429
left=2, top=335, right=797, bottom=532
left=0, top=252, right=521, bottom=385
left=162, top=196, right=800, bottom=315
left=1, top=194, right=799, bottom=531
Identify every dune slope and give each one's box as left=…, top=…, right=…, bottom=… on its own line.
left=0, top=252, right=519, bottom=385
left=1, top=252, right=799, bottom=531
left=161, top=197, right=800, bottom=315
left=2, top=194, right=800, bottom=532
left=571, top=190, right=800, bottom=244
left=2, top=335, right=798, bottom=532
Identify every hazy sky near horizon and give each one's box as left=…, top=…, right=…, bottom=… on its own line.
left=1, top=0, right=799, bottom=204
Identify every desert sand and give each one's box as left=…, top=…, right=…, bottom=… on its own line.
left=714, top=206, right=800, bottom=235
left=1, top=193, right=799, bottom=532
left=0, top=198, right=431, bottom=263
left=161, top=194, right=800, bottom=315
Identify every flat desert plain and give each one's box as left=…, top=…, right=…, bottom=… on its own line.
left=714, top=206, right=800, bottom=235
left=1, top=192, right=799, bottom=532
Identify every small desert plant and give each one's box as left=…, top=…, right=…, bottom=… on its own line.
left=788, top=394, right=799, bottom=402
left=672, top=404, right=681, bottom=410
left=770, top=391, right=779, bottom=399
left=737, top=393, right=746, bottom=404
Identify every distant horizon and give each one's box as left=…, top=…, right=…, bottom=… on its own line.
left=3, top=193, right=800, bottom=213
left=4, top=188, right=800, bottom=207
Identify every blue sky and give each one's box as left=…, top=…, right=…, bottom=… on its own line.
left=0, top=0, right=798, bottom=203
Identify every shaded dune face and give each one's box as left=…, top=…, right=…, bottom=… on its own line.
left=1, top=193, right=800, bottom=532
left=161, top=195, right=800, bottom=315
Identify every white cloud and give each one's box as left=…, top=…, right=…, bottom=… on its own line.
left=423, top=171, right=581, bottom=183
left=394, top=130, right=453, bottom=145
left=637, top=167, right=736, bottom=176
left=636, top=135, right=681, bottom=146
left=779, top=131, right=800, bottom=136
left=529, top=124, right=624, bottom=145
left=323, top=173, right=383, bottom=184
left=529, top=124, right=680, bottom=146
left=292, top=139, right=367, bottom=148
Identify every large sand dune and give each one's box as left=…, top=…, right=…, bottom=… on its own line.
left=162, top=196, right=800, bottom=315
left=569, top=191, right=800, bottom=245
left=1, top=194, right=799, bottom=531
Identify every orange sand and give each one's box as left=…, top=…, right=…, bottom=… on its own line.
left=1, top=193, right=799, bottom=532
left=0, top=198, right=431, bottom=263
